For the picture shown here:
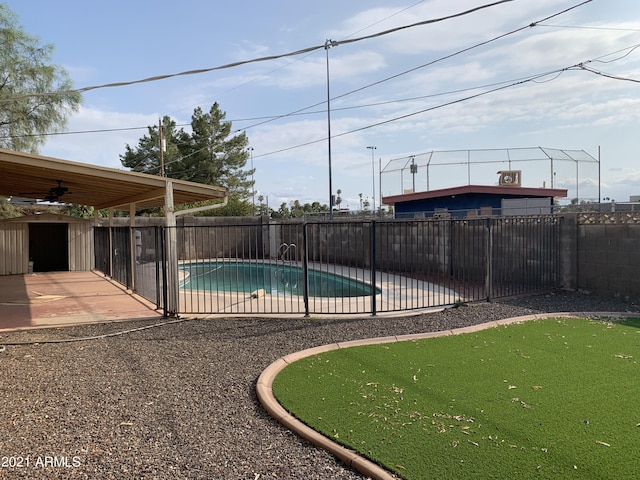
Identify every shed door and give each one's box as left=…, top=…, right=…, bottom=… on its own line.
left=29, top=223, right=69, bottom=272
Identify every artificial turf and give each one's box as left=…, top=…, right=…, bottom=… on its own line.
left=272, top=317, right=640, bottom=479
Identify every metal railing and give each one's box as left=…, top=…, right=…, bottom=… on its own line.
left=95, top=216, right=561, bottom=316
left=94, top=226, right=166, bottom=313
left=132, top=226, right=166, bottom=312
left=170, top=216, right=561, bottom=316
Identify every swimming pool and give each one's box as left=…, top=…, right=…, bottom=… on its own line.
left=179, top=261, right=380, bottom=298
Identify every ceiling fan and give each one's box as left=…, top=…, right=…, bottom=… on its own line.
left=44, top=180, right=69, bottom=202
left=19, top=180, right=70, bottom=202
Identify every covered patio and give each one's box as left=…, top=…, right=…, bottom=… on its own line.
left=0, top=148, right=228, bottom=326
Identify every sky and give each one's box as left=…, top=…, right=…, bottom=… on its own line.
left=8, top=0, right=640, bottom=210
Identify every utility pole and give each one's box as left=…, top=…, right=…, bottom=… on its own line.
left=248, top=147, right=255, bottom=206
left=159, top=118, right=165, bottom=177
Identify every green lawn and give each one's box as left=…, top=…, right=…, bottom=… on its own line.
left=272, top=317, right=640, bottom=479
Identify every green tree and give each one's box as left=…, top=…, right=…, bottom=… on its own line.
left=120, top=103, right=254, bottom=214
left=257, top=195, right=270, bottom=217
left=290, top=199, right=304, bottom=218
left=271, top=202, right=290, bottom=219
left=0, top=198, right=22, bottom=218
left=0, top=5, right=81, bottom=152
left=68, top=204, right=96, bottom=218
left=120, top=116, right=179, bottom=176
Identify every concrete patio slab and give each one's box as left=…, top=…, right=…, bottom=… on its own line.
left=0, top=271, right=163, bottom=332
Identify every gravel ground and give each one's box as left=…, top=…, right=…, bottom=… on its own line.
left=1, top=291, right=639, bottom=480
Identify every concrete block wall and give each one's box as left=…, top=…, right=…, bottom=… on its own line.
left=178, top=216, right=264, bottom=260
left=575, top=213, right=640, bottom=299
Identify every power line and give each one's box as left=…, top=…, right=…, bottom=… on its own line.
left=250, top=45, right=640, bottom=160
left=0, top=74, right=579, bottom=140
left=105, top=2, right=433, bottom=172
left=0, top=122, right=191, bottom=140
left=40, top=1, right=520, bottom=176
left=2, top=0, right=607, bottom=160
left=327, top=0, right=596, bottom=105
left=2, top=0, right=611, bottom=151
left=0, top=0, right=515, bottom=103
left=151, top=42, right=640, bottom=173
left=4, top=0, right=604, bottom=176
left=169, top=0, right=428, bottom=119
left=592, top=44, right=640, bottom=64
left=537, top=23, right=640, bottom=33
left=578, top=65, right=640, bottom=84
left=250, top=69, right=570, bottom=158
left=227, top=0, right=596, bottom=135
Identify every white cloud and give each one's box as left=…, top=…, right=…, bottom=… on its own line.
left=40, top=106, right=158, bottom=169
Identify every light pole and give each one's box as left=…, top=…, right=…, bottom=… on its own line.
left=325, top=39, right=337, bottom=219
left=367, top=146, right=376, bottom=213
left=410, top=156, right=418, bottom=192
left=248, top=147, right=255, bottom=206
left=574, top=158, right=579, bottom=202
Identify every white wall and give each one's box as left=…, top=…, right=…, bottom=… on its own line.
left=0, top=223, right=28, bottom=275
left=0, top=214, right=94, bottom=275
left=68, top=222, right=95, bottom=271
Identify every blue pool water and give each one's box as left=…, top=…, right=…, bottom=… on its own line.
left=180, top=261, right=380, bottom=298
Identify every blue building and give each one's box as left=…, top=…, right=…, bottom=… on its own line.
left=382, top=184, right=567, bottom=219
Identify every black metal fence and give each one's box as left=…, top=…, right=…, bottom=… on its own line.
left=133, top=226, right=166, bottom=311
left=94, top=227, right=110, bottom=278
left=95, top=216, right=561, bottom=317
left=94, top=226, right=166, bottom=314
left=173, top=216, right=561, bottom=315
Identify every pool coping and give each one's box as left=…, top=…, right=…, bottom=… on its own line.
left=256, top=311, right=639, bottom=480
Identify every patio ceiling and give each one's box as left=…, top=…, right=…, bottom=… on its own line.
left=0, top=148, right=226, bottom=211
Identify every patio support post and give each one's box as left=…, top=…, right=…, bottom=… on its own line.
left=129, top=203, right=136, bottom=291
left=165, top=180, right=179, bottom=316
left=108, top=208, right=114, bottom=278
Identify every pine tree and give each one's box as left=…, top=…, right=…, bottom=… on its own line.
left=119, top=103, right=255, bottom=215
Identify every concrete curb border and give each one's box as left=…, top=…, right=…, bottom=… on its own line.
left=256, top=311, right=639, bottom=480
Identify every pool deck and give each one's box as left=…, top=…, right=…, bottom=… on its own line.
left=0, top=271, right=164, bottom=333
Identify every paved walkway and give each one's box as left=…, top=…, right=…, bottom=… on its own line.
left=0, top=271, right=163, bottom=332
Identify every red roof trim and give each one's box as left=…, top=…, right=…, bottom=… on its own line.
left=382, top=185, right=568, bottom=204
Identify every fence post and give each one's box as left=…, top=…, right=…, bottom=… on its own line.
left=370, top=220, right=377, bottom=316
left=485, top=217, right=493, bottom=302
left=160, top=226, right=168, bottom=318
left=302, top=222, right=310, bottom=317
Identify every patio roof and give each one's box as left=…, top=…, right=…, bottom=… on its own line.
left=0, top=148, right=226, bottom=211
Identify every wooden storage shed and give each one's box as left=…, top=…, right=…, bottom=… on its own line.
left=0, top=213, right=94, bottom=275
